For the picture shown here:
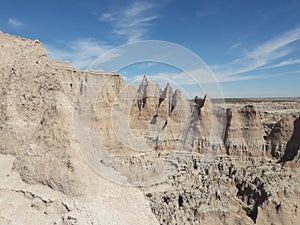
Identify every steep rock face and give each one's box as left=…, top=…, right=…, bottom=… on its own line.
left=0, top=34, right=52, bottom=156
left=93, top=75, right=226, bottom=153
left=149, top=84, right=192, bottom=150
left=100, top=76, right=200, bottom=152
left=95, top=73, right=137, bottom=152
left=280, top=117, right=300, bottom=163
left=0, top=32, right=158, bottom=225
left=225, top=98, right=300, bottom=136
left=198, top=97, right=227, bottom=153
left=264, top=116, right=300, bottom=163
left=224, top=105, right=266, bottom=157
left=0, top=33, right=76, bottom=193
left=265, top=117, right=295, bottom=159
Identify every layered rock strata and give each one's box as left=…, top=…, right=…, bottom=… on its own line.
left=0, top=32, right=158, bottom=225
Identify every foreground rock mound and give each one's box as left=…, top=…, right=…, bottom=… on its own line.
left=0, top=32, right=158, bottom=225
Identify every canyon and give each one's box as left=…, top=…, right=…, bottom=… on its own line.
left=0, top=32, right=300, bottom=225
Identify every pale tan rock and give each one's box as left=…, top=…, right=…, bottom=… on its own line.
left=224, top=105, right=266, bottom=157
left=265, top=117, right=295, bottom=158
left=0, top=32, right=158, bottom=225
left=280, top=117, right=300, bottom=163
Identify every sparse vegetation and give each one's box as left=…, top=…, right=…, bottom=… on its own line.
left=146, top=193, right=153, bottom=198
left=212, top=177, right=220, bottom=182
left=242, top=206, right=253, bottom=217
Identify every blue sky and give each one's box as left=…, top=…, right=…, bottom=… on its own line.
left=1, top=0, right=300, bottom=97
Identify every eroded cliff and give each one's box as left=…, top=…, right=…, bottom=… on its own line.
left=0, top=32, right=158, bottom=225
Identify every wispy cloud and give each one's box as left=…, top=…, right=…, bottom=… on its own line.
left=247, top=27, right=300, bottom=58
left=99, top=1, right=160, bottom=43
left=8, top=18, right=23, bottom=28
left=128, top=27, right=300, bottom=88
left=230, top=43, right=241, bottom=50
left=260, top=58, right=300, bottom=70
left=211, top=26, right=300, bottom=80
left=129, top=68, right=257, bottom=88
left=45, top=39, right=114, bottom=69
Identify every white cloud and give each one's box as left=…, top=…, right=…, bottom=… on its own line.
left=99, top=1, right=160, bottom=43
left=230, top=43, right=241, bottom=50
left=260, top=58, right=300, bottom=70
left=128, top=68, right=257, bottom=87
left=247, top=27, right=300, bottom=58
left=215, top=47, right=293, bottom=77
left=124, top=2, right=153, bottom=17
left=8, top=18, right=23, bottom=28
left=45, top=39, right=114, bottom=69
left=129, top=27, right=300, bottom=88
left=211, top=27, right=300, bottom=79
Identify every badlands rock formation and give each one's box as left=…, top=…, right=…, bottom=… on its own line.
left=0, top=32, right=158, bottom=225
left=0, top=32, right=300, bottom=225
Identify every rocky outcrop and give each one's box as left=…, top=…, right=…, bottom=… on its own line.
left=280, top=117, right=300, bottom=163
left=265, top=117, right=295, bottom=158
left=263, top=116, right=300, bottom=162
left=224, top=105, right=266, bottom=157
left=108, top=80, right=226, bottom=153
left=142, top=155, right=300, bottom=225
left=0, top=32, right=158, bottom=225
left=99, top=75, right=208, bottom=152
